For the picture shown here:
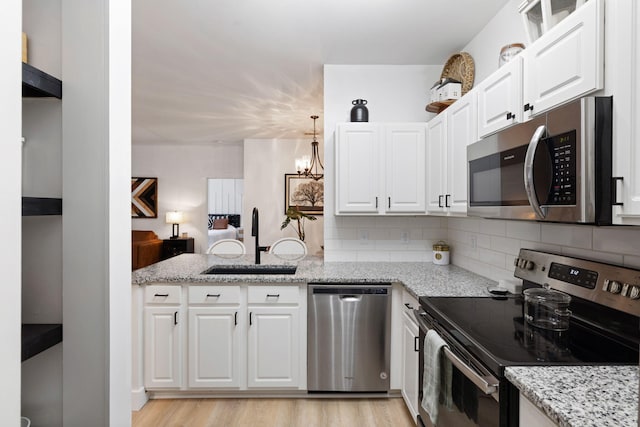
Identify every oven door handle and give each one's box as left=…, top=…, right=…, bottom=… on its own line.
left=524, top=124, right=548, bottom=220
left=414, top=309, right=499, bottom=397
left=443, top=346, right=499, bottom=397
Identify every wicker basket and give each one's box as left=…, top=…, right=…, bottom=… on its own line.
left=426, top=52, right=475, bottom=113
left=440, top=52, right=475, bottom=96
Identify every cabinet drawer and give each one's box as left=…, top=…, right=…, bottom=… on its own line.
left=144, top=285, right=181, bottom=304
left=188, top=285, right=241, bottom=305
left=248, top=285, right=299, bottom=304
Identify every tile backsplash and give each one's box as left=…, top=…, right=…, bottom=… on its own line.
left=325, top=215, right=640, bottom=282
left=449, top=218, right=640, bottom=282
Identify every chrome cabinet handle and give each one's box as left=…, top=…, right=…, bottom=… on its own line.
left=524, top=125, right=548, bottom=219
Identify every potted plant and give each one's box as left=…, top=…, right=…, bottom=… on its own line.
left=281, top=206, right=317, bottom=241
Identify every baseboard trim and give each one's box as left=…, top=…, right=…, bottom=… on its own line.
left=131, top=387, right=149, bottom=411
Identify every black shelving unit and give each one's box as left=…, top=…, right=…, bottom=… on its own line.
left=22, top=62, right=62, bottom=99
left=22, top=324, right=63, bottom=361
left=22, top=197, right=62, bottom=216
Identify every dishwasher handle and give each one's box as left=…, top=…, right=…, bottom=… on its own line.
left=339, top=295, right=362, bottom=302
left=310, top=285, right=390, bottom=296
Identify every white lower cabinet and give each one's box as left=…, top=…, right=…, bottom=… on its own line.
left=188, top=285, right=242, bottom=388
left=519, top=393, right=557, bottom=427
left=144, top=285, right=183, bottom=389
left=400, top=292, right=419, bottom=423
left=247, top=306, right=300, bottom=388
left=143, top=283, right=305, bottom=392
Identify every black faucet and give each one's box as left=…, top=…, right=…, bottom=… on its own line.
left=252, top=207, right=269, bottom=264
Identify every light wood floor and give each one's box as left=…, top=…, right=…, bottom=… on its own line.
left=132, top=397, right=415, bottom=427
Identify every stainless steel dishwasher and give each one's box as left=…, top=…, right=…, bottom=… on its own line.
left=307, top=282, right=391, bottom=392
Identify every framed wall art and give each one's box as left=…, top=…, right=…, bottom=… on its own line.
left=284, top=174, right=324, bottom=216
left=131, top=177, right=158, bottom=218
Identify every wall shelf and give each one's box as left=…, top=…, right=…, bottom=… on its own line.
left=22, top=324, right=62, bottom=362
left=22, top=197, right=62, bottom=216
left=22, top=62, right=62, bottom=99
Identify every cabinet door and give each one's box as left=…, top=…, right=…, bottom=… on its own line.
left=144, top=307, right=182, bottom=388
left=612, top=0, right=640, bottom=224
left=401, top=312, right=420, bottom=423
left=426, top=114, right=447, bottom=214
left=247, top=306, right=299, bottom=388
left=336, top=123, right=381, bottom=214
left=523, top=0, right=603, bottom=117
left=385, top=124, right=427, bottom=213
left=446, top=94, right=476, bottom=215
left=188, top=307, right=241, bottom=388
left=477, top=57, right=523, bottom=138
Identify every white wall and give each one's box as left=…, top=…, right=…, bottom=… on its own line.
left=462, top=0, right=527, bottom=82
left=244, top=139, right=325, bottom=256
left=132, top=143, right=243, bottom=253
left=1, top=0, right=23, bottom=425
left=323, top=65, right=444, bottom=261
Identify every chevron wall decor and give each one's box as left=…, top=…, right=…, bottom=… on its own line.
left=131, top=177, right=158, bottom=218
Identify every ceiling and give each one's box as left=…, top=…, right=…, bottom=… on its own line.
left=132, top=0, right=509, bottom=145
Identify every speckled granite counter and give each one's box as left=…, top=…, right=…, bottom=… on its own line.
left=131, top=253, right=496, bottom=298
left=506, top=366, right=639, bottom=427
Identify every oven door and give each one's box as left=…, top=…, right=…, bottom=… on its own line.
left=414, top=309, right=510, bottom=427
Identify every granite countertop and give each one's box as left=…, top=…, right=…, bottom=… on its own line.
left=131, top=253, right=497, bottom=298
left=506, top=366, right=639, bottom=427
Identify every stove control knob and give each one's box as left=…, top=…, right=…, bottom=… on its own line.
left=621, top=283, right=631, bottom=297
left=602, top=279, right=611, bottom=292
left=525, top=260, right=535, bottom=270
left=608, top=281, right=622, bottom=294
left=629, top=286, right=640, bottom=300
left=519, top=258, right=528, bottom=268
left=514, top=258, right=520, bottom=267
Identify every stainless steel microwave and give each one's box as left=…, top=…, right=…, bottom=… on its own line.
left=467, top=96, right=613, bottom=224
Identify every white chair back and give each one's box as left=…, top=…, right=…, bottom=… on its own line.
left=207, top=239, right=246, bottom=256
left=268, top=238, right=307, bottom=256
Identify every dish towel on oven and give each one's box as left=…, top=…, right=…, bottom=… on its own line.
left=421, top=329, right=452, bottom=425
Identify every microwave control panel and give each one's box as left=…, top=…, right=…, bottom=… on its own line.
left=548, top=130, right=577, bottom=205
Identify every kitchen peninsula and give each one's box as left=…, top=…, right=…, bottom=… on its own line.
left=132, top=254, right=639, bottom=427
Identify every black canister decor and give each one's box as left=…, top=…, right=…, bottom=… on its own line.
left=350, top=99, right=369, bottom=122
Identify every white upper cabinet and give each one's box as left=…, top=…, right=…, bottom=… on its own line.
left=335, top=124, right=380, bottom=214
left=336, top=123, right=427, bottom=215
left=427, top=91, right=476, bottom=215
left=385, top=124, right=427, bottom=213
left=446, top=94, right=476, bottom=214
left=523, top=0, right=604, bottom=118
left=477, top=57, right=523, bottom=138
left=610, top=0, right=640, bottom=224
left=426, top=114, right=447, bottom=214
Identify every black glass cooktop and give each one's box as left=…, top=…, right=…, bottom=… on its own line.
left=419, top=295, right=639, bottom=376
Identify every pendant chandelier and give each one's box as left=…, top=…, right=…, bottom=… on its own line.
left=295, top=115, right=324, bottom=181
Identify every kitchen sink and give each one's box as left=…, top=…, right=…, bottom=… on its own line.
left=202, top=265, right=298, bottom=275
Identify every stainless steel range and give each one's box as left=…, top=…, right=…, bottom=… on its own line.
left=415, top=249, right=640, bottom=427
